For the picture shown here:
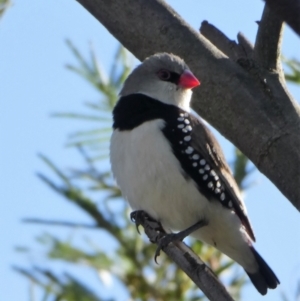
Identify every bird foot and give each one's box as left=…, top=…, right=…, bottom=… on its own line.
left=130, top=211, right=208, bottom=264
left=154, top=219, right=208, bottom=263
left=130, top=210, right=164, bottom=235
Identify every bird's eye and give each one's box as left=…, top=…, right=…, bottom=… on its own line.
left=157, top=69, right=171, bottom=81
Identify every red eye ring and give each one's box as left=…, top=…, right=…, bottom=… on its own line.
left=157, top=69, right=171, bottom=81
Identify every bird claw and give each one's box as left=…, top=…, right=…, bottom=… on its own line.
left=130, top=210, right=144, bottom=234
left=154, top=246, right=162, bottom=263
left=154, top=233, right=178, bottom=264
left=154, top=219, right=209, bottom=263
left=130, top=210, right=165, bottom=235
left=130, top=211, right=208, bottom=264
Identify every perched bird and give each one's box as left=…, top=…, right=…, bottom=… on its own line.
left=110, top=53, right=279, bottom=295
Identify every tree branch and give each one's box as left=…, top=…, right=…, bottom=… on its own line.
left=133, top=212, right=234, bottom=301
left=22, top=218, right=99, bottom=229
left=263, top=0, right=300, bottom=37
left=75, top=0, right=300, bottom=210
left=200, top=21, right=243, bottom=61
left=237, top=32, right=254, bottom=58
left=200, top=21, right=255, bottom=62
left=254, top=3, right=284, bottom=72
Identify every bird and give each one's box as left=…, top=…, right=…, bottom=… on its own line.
left=109, top=52, right=279, bottom=295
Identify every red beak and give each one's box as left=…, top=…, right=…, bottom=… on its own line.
left=179, top=70, right=200, bottom=89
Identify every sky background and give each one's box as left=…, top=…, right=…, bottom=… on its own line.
left=1, top=1, right=300, bottom=301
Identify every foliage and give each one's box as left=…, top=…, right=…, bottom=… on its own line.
left=283, top=58, right=300, bottom=84
left=15, top=41, right=263, bottom=301
left=0, top=0, right=10, bottom=19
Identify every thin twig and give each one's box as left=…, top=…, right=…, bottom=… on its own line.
left=200, top=21, right=254, bottom=61
left=135, top=213, right=235, bottom=301
left=254, top=3, right=284, bottom=71
left=22, top=218, right=99, bottom=229
left=237, top=32, right=254, bottom=58
left=200, top=21, right=242, bottom=61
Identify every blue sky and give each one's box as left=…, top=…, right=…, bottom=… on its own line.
left=1, top=1, right=299, bottom=300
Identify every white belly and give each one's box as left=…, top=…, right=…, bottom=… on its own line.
left=110, top=119, right=207, bottom=232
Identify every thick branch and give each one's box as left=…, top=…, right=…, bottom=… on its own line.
left=75, top=0, right=300, bottom=211
left=254, top=4, right=284, bottom=71
left=134, top=212, right=234, bottom=301
left=263, top=0, right=300, bottom=37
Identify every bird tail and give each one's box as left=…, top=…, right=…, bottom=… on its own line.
left=246, top=247, right=280, bottom=295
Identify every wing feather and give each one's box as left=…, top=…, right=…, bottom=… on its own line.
left=189, top=115, right=255, bottom=241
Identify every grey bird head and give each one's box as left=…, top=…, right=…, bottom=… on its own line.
left=120, top=53, right=200, bottom=111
